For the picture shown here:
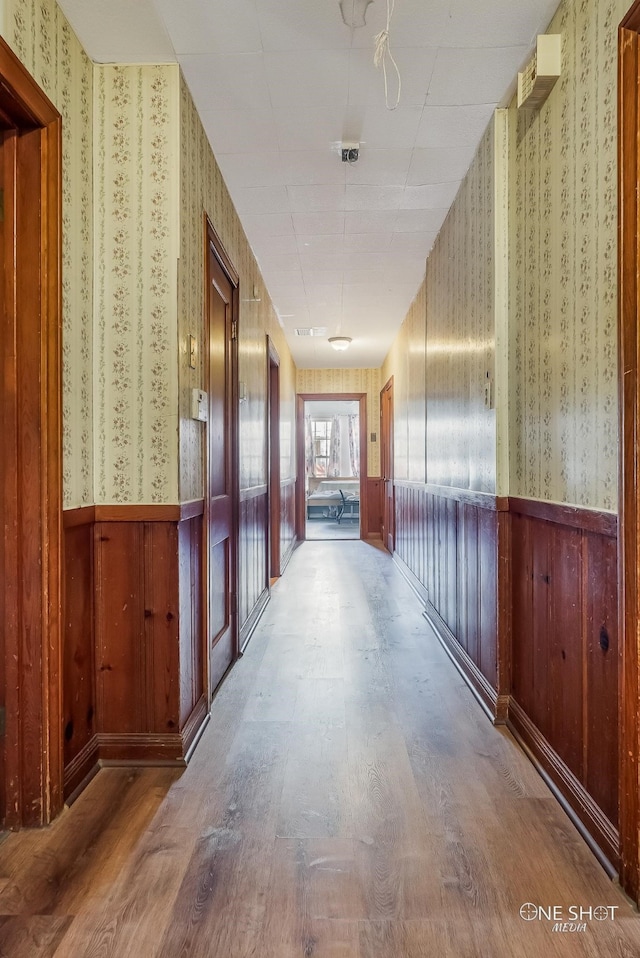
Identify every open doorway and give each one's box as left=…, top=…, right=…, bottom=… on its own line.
left=303, top=399, right=361, bottom=541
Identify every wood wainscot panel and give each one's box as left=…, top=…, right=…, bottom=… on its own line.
left=62, top=504, right=209, bottom=798
left=63, top=510, right=97, bottom=799
left=392, top=483, right=505, bottom=721
left=239, top=486, right=270, bottom=651
left=279, top=477, right=297, bottom=573
left=507, top=498, right=619, bottom=871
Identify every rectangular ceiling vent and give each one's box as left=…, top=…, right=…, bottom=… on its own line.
left=517, top=35, right=561, bottom=111
left=295, top=327, right=327, bottom=337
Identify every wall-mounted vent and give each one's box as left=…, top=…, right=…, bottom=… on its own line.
left=295, top=327, right=327, bottom=337
left=517, top=35, right=561, bottom=111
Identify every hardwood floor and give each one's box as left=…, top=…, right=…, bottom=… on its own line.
left=1, top=540, right=639, bottom=957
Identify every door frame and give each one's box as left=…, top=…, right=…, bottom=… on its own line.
left=0, top=38, right=62, bottom=827
left=267, top=337, right=281, bottom=578
left=296, top=392, right=367, bottom=541
left=618, top=1, right=640, bottom=902
left=203, top=216, right=240, bottom=697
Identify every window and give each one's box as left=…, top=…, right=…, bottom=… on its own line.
left=310, top=418, right=331, bottom=476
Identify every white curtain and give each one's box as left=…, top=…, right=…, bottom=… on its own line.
left=348, top=415, right=359, bottom=477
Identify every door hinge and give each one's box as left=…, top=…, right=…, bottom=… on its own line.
left=0, top=706, right=5, bottom=737
left=231, top=320, right=238, bottom=340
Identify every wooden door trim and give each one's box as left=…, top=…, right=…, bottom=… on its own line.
left=204, top=215, right=240, bottom=698
left=618, top=3, right=640, bottom=902
left=0, top=37, right=62, bottom=827
left=296, top=392, right=368, bottom=541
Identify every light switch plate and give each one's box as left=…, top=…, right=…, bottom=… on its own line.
left=191, top=388, right=207, bottom=422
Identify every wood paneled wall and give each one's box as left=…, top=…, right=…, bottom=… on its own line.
left=63, top=506, right=208, bottom=799
left=394, top=483, right=507, bottom=717
left=280, top=478, right=297, bottom=571
left=509, top=500, right=619, bottom=867
left=391, top=484, right=619, bottom=870
left=239, top=487, right=269, bottom=648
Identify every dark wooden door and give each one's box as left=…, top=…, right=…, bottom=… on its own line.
left=380, top=377, right=394, bottom=553
left=206, top=241, right=237, bottom=695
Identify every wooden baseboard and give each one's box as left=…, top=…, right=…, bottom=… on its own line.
left=96, top=733, right=187, bottom=766
left=280, top=536, right=298, bottom=575
left=63, top=736, right=100, bottom=803
left=423, top=599, right=500, bottom=724
left=181, top=695, right=209, bottom=763
left=240, top=586, right=270, bottom=653
left=507, top=698, right=619, bottom=875
left=393, top=552, right=428, bottom=605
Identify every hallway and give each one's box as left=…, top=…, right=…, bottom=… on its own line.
left=1, top=540, right=638, bottom=957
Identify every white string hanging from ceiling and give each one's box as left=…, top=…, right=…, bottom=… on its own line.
left=373, top=0, right=402, bottom=110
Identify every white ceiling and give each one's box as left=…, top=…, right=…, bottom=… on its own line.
left=58, top=0, right=558, bottom=368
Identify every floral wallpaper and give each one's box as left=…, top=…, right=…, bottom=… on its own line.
left=5, top=0, right=94, bottom=508
left=508, top=0, right=624, bottom=511
left=426, top=118, right=497, bottom=494
left=179, top=75, right=296, bottom=500
left=94, top=64, right=180, bottom=503
left=383, top=121, right=497, bottom=492
left=296, top=368, right=381, bottom=477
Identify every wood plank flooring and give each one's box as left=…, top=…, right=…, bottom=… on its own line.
left=1, top=540, right=639, bottom=957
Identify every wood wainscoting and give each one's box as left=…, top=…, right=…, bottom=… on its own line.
left=393, top=482, right=510, bottom=721
left=391, top=483, right=619, bottom=872
left=239, top=485, right=270, bottom=650
left=508, top=499, right=619, bottom=871
left=63, top=504, right=208, bottom=800
left=279, top=477, right=297, bottom=572
left=364, top=477, right=383, bottom=540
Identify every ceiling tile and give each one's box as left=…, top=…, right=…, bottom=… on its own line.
left=273, top=108, right=346, bottom=152
left=441, top=0, right=558, bottom=48
left=292, top=212, right=346, bottom=235
left=254, top=251, right=301, bottom=273
left=401, top=182, right=461, bottom=209
left=153, top=0, right=262, bottom=54
left=300, top=270, right=345, bottom=286
left=297, top=234, right=346, bottom=254
left=343, top=232, right=394, bottom=252
left=345, top=185, right=404, bottom=211
left=304, top=285, right=344, bottom=307
left=415, top=104, right=495, bottom=149
left=299, top=252, right=348, bottom=273
left=394, top=208, right=449, bottom=233
left=265, top=51, right=350, bottom=108
left=264, top=268, right=304, bottom=287
left=199, top=108, right=278, bottom=154
left=351, top=0, right=454, bottom=49
left=390, top=230, right=439, bottom=251
left=344, top=149, right=412, bottom=187
left=216, top=153, right=286, bottom=190
left=233, top=186, right=290, bottom=215
left=407, top=147, right=476, bottom=185
left=61, top=0, right=175, bottom=62
left=180, top=54, right=271, bottom=112
left=342, top=269, right=382, bottom=285
left=348, top=47, right=438, bottom=107
left=359, top=103, right=424, bottom=150
left=283, top=151, right=347, bottom=186
left=241, top=212, right=295, bottom=236
left=288, top=185, right=347, bottom=213
left=252, top=234, right=299, bottom=255
left=256, top=0, right=353, bottom=51
left=426, top=46, right=529, bottom=106
left=345, top=210, right=398, bottom=234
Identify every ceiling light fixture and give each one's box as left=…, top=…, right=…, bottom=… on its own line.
left=339, top=0, right=373, bottom=29
left=329, top=336, right=353, bottom=351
